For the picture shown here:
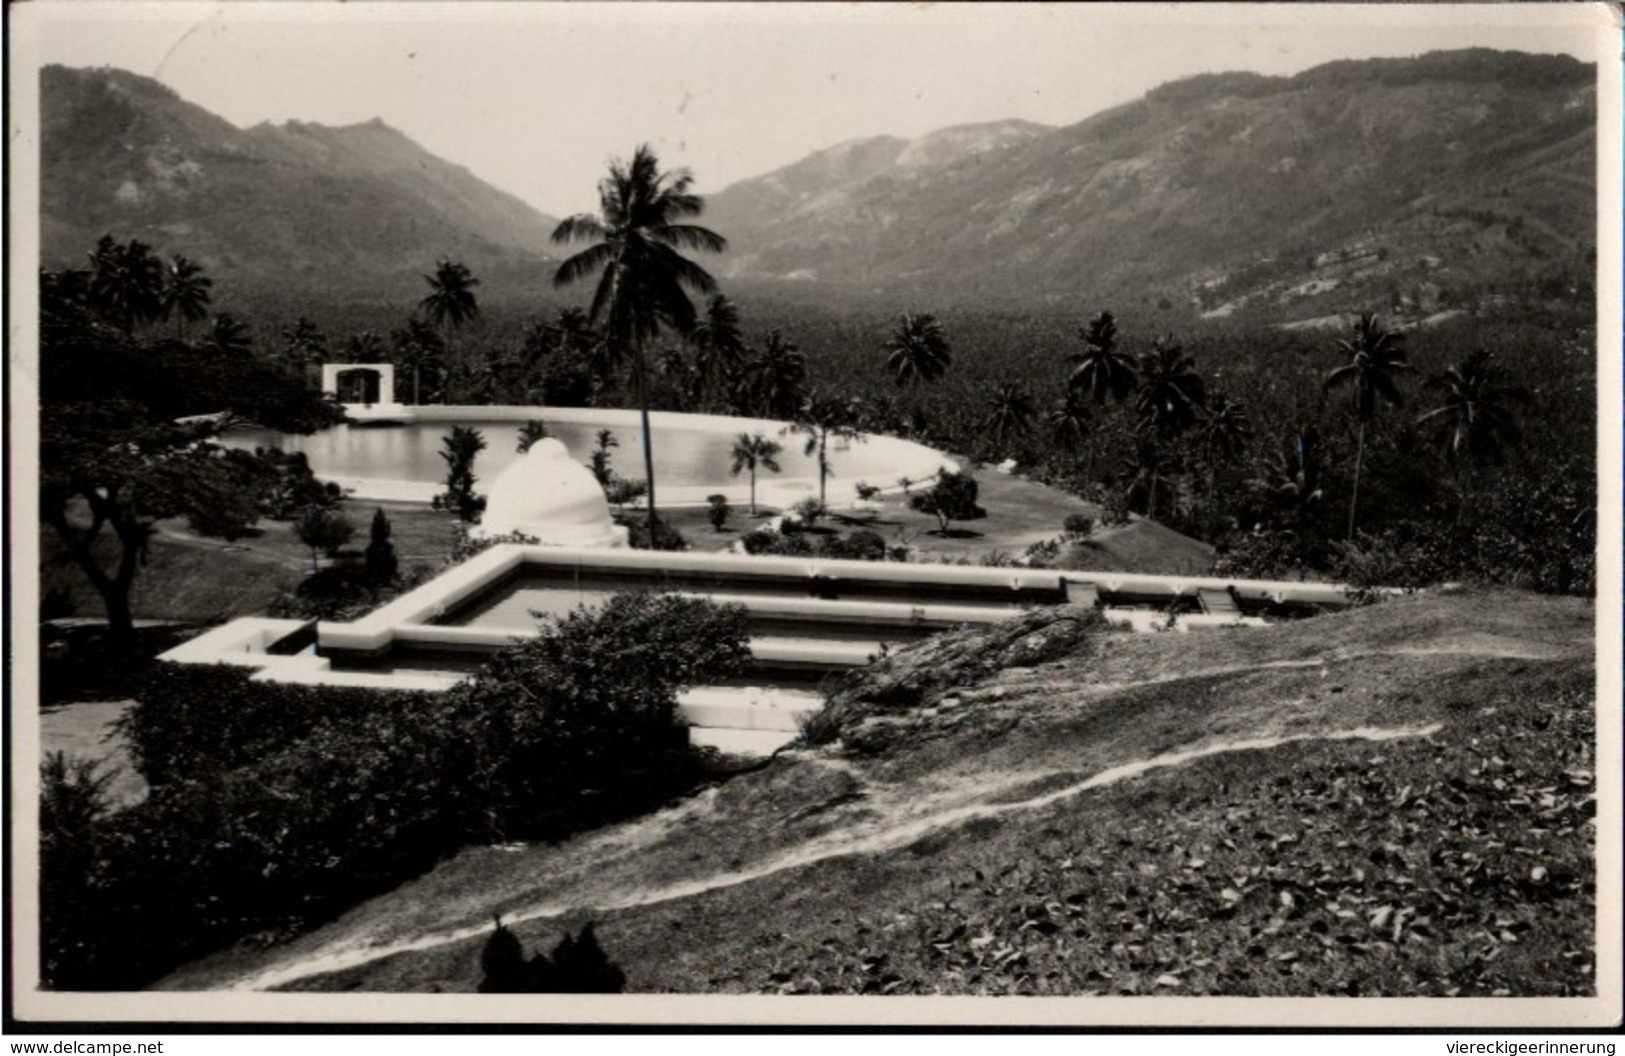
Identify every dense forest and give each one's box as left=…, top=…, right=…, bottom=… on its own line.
left=188, top=262, right=1598, bottom=597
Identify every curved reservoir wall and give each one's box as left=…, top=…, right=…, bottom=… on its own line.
left=225, top=405, right=958, bottom=506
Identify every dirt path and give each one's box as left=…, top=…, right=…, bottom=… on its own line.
left=219, top=722, right=1442, bottom=992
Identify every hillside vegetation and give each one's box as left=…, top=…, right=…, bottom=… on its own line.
left=160, top=589, right=1597, bottom=998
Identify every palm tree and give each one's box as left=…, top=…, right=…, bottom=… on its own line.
left=1324, top=312, right=1409, bottom=539
left=883, top=313, right=952, bottom=387
left=690, top=294, right=746, bottom=406
left=729, top=433, right=783, bottom=515
left=741, top=330, right=807, bottom=418
left=280, top=317, right=327, bottom=386
left=204, top=313, right=253, bottom=357
left=1198, top=395, right=1252, bottom=535
left=1067, top=311, right=1137, bottom=405
left=1416, top=348, right=1530, bottom=521
left=1134, top=337, right=1206, bottom=519
left=393, top=317, right=446, bottom=405
left=161, top=255, right=212, bottom=340
left=344, top=330, right=387, bottom=362
left=87, top=235, right=165, bottom=334
left=983, top=383, right=1035, bottom=450
left=419, top=259, right=481, bottom=331
left=419, top=260, right=480, bottom=404
left=785, top=390, right=865, bottom=509
left=552, top=145, right=727, bottom=539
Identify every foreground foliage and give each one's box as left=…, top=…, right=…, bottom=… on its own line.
left=41, top=593, right=750, bottom=990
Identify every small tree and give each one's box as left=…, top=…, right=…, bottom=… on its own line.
left=707, top=494, right=731, bottom=532
left=910, top=469, right=983, bottom=535
left=363, top=507, right=398, bottom=587
left=516, top=420, right=552, bottom=454
left=298, top=506, right=355, bottom=570
left=439, top=426, right=486, bottom=522
left=729, top=433, right=782, bottom=516
left=784, top=390, right=866, bottom=509
left=587, top=429, right=618, bottom=488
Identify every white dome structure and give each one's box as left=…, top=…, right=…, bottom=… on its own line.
left=474, top=438, right=627, bottom=547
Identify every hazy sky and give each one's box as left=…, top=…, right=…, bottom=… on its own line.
left=19, top=2, right=1610, bottom=217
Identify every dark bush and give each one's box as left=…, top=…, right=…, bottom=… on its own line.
left=119, top=663, right=431, bottom=789
left=621, top=513, right=688, bottom=551
left=707, top=493, right=731, bottom=532
left=820, top=528, right=888, bottom=562
left=49, top=593, right=749, bottom=991
left=1062, top=512, right=1095, bottom=539
left=363, top=507, right=399, bottom=587
left=479, top=919, right=626, bottom=994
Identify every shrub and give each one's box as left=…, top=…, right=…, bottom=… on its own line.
left=605, top=477, right=648, bottom=512
left=1062, top=512, right=1095, bottom=540
left=620, top=514, right=687, bottom=551
left=479, top=919, right=626, bottom=994
left=52, top=593, right=750, bottom=991
left=854, top=481, right=882, bottom=502
left=439, top=426, right=486, bottom=523
left=707, top=494, right=731, bottom=532
left=363, top=507, right=398, bottom=587
left=740, top=526, right=813, bottom=557
left=256, top=448, right=343, bottom=520
left=821, top=528, right=888, bottom=562
left=297, top=506, right=355, bottom=561
left=789, top=497, right=827, bottom=529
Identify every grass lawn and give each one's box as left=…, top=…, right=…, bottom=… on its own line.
left=654, top=469, right=1215, bottom=573
left=40, top=501, right=465, bottom=625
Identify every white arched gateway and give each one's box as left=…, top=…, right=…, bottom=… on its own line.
left=319, top=362, right=397, bottom=408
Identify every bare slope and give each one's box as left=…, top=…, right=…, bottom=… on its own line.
left=159, top=588, right=1598, bottom=997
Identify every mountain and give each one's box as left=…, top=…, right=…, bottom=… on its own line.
left=39, top=65, right=560, bottom=303
left=705, top=50, right=1596, bottom=319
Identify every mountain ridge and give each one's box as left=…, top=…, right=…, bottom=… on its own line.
left=40, top=64, right=560, bottom=303
left=704, top=48, right=1595, bottom=317
left=39, top=49, right=1596, bottom=323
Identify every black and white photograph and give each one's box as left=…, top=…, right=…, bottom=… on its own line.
left=7, top=0, right=1621, bottom=1031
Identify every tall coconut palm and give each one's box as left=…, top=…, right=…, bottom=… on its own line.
left=1416, top=348, right=1529, bottom=521
left=1046, top=390, right=1091, bottom=454
left=161, top=255, right=212, bottom=340
left=1324, top=312, right=1409, bottom=539
left=87, top=235, right=165, bottom=335
left=552, top=145, right=727, bottom=538
left=393, top=317, right=447, bottom=405
left=1134, top=337, right=1206, bottom=519
left=690, top=293, right=746, bottom=406
left=344, top=330, right=387, bottom=362
left=280, top=317, right=327, bottom=387
left=420, top=259, right=481, bottom=331
left=419, top=260, right=480, bottom=404
left=983, top=383, right=1035, bottom=450
left=741, top=330, right=807, bottom=419
left=1198, top=394, right=1252, bottom=535
left=1067, top=310, right=1137, bottom=405
left=883, top=312, right=952, bottom=387
left=729, top=433, right=783, bottom=515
